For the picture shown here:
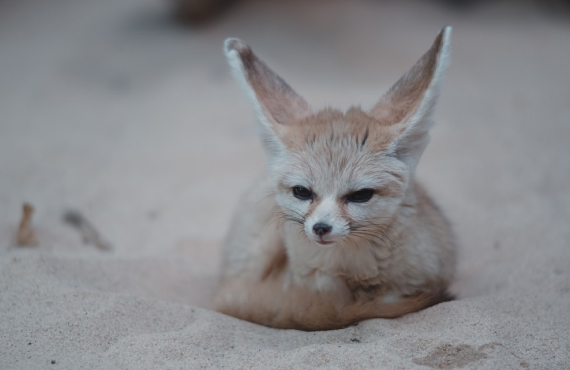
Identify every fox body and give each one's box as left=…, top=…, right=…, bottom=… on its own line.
left=212, top=27, right=456, bottom=331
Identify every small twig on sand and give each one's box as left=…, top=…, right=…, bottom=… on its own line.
left=63, top=210, right=113, bottom=251
left=17, top=203, right=37, bottom=246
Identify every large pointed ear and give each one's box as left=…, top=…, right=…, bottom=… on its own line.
left=370, top=26, right=451, bottom=170
left=224, top=38, right=312, bottom=156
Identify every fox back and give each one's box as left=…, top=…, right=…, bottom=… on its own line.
left=212, top=27, right=456, bottom=331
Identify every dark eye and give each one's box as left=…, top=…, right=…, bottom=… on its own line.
left=346, top=189, right=374, bottom=203
left=292, top=186, right=313, bottom=201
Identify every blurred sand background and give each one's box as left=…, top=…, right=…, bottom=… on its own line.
left=1, top=0, right=569, bottom=368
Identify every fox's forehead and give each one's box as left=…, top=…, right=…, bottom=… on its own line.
left=280, top=107, right=399, bottom=152
left=275, top=108, right=406, bottom=195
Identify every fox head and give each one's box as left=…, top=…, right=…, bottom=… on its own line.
left=224, top=27, right=451, bottom=247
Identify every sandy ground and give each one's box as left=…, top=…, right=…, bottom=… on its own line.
left=1, top=0, right=569, bottom=368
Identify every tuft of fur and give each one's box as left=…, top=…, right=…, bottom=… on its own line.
left=213, top=27, right=457, bottom=331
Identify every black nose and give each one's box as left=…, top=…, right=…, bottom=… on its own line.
left=313, top=223, right=332, bottom=236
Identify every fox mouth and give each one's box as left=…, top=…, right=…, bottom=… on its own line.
left=315, top=238, right=334, bottom=245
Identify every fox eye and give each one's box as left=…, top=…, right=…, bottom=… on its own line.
left=292, top=186, right=313, bottom=201
left=346, top=189, right=374, bottom=203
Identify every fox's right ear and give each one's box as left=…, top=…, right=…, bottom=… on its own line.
left=224, top=39, right=312, bottom=156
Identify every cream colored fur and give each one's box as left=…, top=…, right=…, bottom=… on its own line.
left=212, top=27, right=457, bottom=331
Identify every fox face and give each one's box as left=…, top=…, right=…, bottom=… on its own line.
left=225, top=27, right=450, bottom=248
left=270, top=109, right=409, bottom=247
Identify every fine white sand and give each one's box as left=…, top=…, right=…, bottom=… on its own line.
left=1, top=0, right=569, bottom=368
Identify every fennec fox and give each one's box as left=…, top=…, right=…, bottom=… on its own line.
left=212, top=27, right=456, bottom=331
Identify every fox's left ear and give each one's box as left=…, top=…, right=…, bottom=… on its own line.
left=224, top=38, right=312, bottom=158
left=370, top=26, right=451, bottom=170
